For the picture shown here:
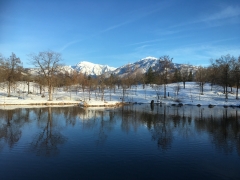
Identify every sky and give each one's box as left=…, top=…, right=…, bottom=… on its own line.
left=0, top=0, right=239, bottom=68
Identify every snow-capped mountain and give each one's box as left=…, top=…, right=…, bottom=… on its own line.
left=71, top=61, right=116, bottom=76
left=109, top=56, right=159, bottom=76
left=107, top=56, right=198, bottom=77
left=25, top=61, right=116, bottom=76
left=25, top=57, right=198, bottom=77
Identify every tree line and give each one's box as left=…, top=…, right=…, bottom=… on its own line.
left=0, top=51, right=240, bottom=101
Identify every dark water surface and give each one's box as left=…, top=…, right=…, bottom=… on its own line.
left=0, top=104, right=240, bottom=180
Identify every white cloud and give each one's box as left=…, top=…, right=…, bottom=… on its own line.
left=170, top=6, right=240, bottom=29
left=162, top=43, right=240, bottom=66
left=202, top=6, right=240, bottom=22
left=95, top=2, right=172, bottom=36
left=59, top=40, right=81, bottom=52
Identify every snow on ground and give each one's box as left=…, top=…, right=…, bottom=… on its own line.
left=0, top=81, right=240, bottom=108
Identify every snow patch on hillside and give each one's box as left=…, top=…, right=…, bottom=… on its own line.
left=72, top=61, right=116, bottom=76
left=110, top=56, right=198, bottom=76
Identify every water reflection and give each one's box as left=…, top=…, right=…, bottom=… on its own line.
left=195, top=108, right=240, bottom=156
left=80, top=109, right=118, bottom=145
left=30, top=107, right=67, bottom=156
left=0, top=109, right=28, bottom=150
left=0, top=105, right=240, bottom=156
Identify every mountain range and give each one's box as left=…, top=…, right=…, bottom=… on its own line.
left=71, top=56, right=198, bottom=76
left=26, top=57, right=198, bottom=77
left=71, top=61, right=116, bottom=76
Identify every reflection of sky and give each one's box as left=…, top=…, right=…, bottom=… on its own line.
left=0, top=106, right=239, bottom=179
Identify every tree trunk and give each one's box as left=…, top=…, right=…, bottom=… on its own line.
left=40, top=85, right=42, bottom=95
left=225, top=86, right=228, bottom=100
left=110, top=88, right=112, bottom=101
left=48, top=85, right=53, bottom=101
left=101, top=88, right=104, bottom=101
left=88, top=86, right=91, bottom=100
left=27, top=81, right=30, bottom=94
left=236, top=83, right=239, bottom=99
left=7, top=81, right=11, bottom=97
left=164, top=84, right=166, bottom=98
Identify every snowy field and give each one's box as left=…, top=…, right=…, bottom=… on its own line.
left=0, top=81, right=240, bottom=108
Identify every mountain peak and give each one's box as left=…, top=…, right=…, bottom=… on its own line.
left=141, top=56, right=158, bottom=60
left=72, top=61, right=116, bottom=76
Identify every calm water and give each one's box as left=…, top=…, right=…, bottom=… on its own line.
left=0, top=104, right=240, bottom=180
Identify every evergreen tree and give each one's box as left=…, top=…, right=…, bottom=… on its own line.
left=145, top=67, right=155, bottom=84
left=173, top=68, right=182, bottom=82
left=188, top=70, right=193, bottom=81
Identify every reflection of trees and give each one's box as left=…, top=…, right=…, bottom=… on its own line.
left=1, top=105, right=240, bottom=156
left=60, top=106, right=84, bottom=127
left=30, top=107, right=67, bottom=156
left=120, top=105, right=240, bottom=155
left=195, top=108, right=240, bottom=156
left=0, top=109, right=30, bottom=150
left=82, top=109, right=118, bottom=145
left=58, top=107, right=119, bottom=145
left=172, top=107, right=194, bottom=138
left=151, top=106, right=173, bottom=150
left=119, top=105, right=192, bottom=150
left=96, top=111, right=109, bottom=145
left=121, top=105, right=140, bottom=133
left=139, top=105, right=174, bottom=151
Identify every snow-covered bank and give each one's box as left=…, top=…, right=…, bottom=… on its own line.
left=80, top=100, right=123, bottom=107
left=0, top=81, right=240, bottom=107
left=0, top=104, right=76, bottom=110
left=0, top=98, right=79, bottom=105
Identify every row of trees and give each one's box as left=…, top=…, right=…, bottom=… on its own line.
left=195, top=54, right=240, bottom=100
left=0, top=51, right=240, bottom=101
left=0, top=53, right=23, bottom=97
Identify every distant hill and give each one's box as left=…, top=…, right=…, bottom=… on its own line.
left=71, top=61, right=116, bottom=76
left=25, top=57, right=198, bottom=77
left=105, top=56, right=198, bottom=77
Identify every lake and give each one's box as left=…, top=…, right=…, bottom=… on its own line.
left=0, top=104, right=239, bottom=180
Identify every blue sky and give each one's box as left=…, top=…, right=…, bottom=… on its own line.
left=0, top=0, right=239, bottom=68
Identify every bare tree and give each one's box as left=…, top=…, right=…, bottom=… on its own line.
left=120, top=77, right=129, bottom=103
left=97, top=75, right=106, bottom=101
left=157, top=55, right=173, bottom=98
left=181, top=68, right=189, bottom=89
left=211, top=54, right=235, bottom=100
left=0, top=53, right=23, bottom=97
left=87, top=75, right=92, bottom=100
left=29, top=51, right=62, bottom=101
left=106, top=74, right=115, bottom=101
left=231, top=56, right=240, bottom=99
left=173, top=83, right=181, bottom=96
left=206, top=65, right=218, bottom=91
left=153, top=84, right=162, bottom=101
left=195, top=66, right=208, bottom=95
left=0, top=53, right=5, bottom=83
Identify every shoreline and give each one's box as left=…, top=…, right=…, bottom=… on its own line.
left=1, top=82, right=240, bottom=108
left=0, top=101, right=240, bottom=108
